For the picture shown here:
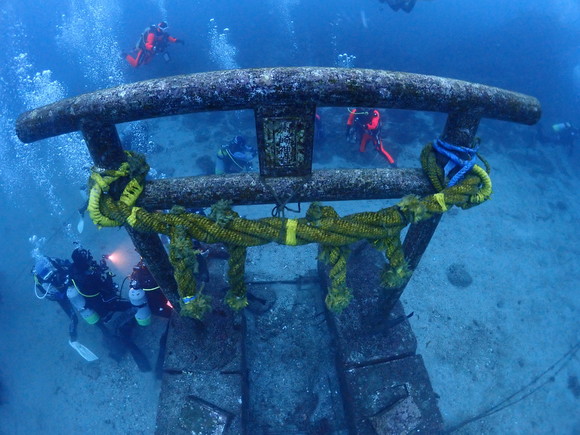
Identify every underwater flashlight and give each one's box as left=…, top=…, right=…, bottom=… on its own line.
left=104, top=251, right=120, bottom=265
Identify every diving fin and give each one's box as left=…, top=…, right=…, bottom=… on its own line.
left=69, top=340, right=98, bottom=361
left=77, top=213, right=84, bottom=234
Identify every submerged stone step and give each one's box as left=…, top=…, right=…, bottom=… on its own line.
left=319, top=241, right=443, bottom=433
left=345, top=355, right=442, bottom=434
left=243, top=277, right=347, bottom=434
left=155, top=261, right=243, bottom=434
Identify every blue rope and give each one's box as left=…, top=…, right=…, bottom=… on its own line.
left=432, top=139, right=479, bottom=187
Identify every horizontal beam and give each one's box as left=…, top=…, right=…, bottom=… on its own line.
left=16, top=67, right=541, bottom=143
left=136, top=168, right=435, bottom=209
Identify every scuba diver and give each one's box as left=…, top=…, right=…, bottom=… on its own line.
left=537, top=122, right=578, bottom=149
left=346, top=108, right=395, bottom=165
left=32, top=246, right=171, bottom=370
left=124, top=21, right=185, bottom=68
left=215, top=135, right=257, bottom=174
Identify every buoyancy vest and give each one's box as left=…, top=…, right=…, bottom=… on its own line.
left=138, top=26, right=168, bottom=52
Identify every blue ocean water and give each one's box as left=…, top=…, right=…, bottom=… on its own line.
left=1, top=0, right=578, bottom=197
left=0, top=0, right=579, bottom=433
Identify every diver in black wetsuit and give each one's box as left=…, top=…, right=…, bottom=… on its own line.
left=32, top=246, right=167, bottom=371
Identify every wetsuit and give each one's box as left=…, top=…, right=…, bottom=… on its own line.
left=125, top=26, right=178, bottom=68
left=347, top=109, right=395, bottom=164
left=216, top=138, right=256, bottom=174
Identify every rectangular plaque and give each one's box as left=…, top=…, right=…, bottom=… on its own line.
left=263, top=117, right=302, bottom=168
left=256, top=105, right=315, bottom=177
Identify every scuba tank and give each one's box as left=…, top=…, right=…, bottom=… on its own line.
left=129, top=260, right=155, bottom=326
left=136, top=26, right=152, bottom=50
left=67, top=284, right=100, bottom=325
left=128, top=287, right=152, bottom=326
left=129, top=259, right=172, bottom=321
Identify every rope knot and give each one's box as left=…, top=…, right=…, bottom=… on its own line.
left=87, top=143, right=493, bottom=319
left=433, top=138, right=481, bottom=187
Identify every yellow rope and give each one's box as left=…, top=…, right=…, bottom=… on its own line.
left=470, top=165, right=493, bottom=204
left=433, top=192, right=447, bottom=212
left=285, top=219, right=298, bottom=246
left=87, top=145, right=492, bottom=319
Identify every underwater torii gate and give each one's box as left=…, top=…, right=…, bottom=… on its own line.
left=16, top=67, right=541, bottom=433
left=16, top=67, right=540, bottom=308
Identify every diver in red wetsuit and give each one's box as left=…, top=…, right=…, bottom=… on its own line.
left=124, top=21, right=184, bottom=68
left=346, top=108, right=395, bottom=165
